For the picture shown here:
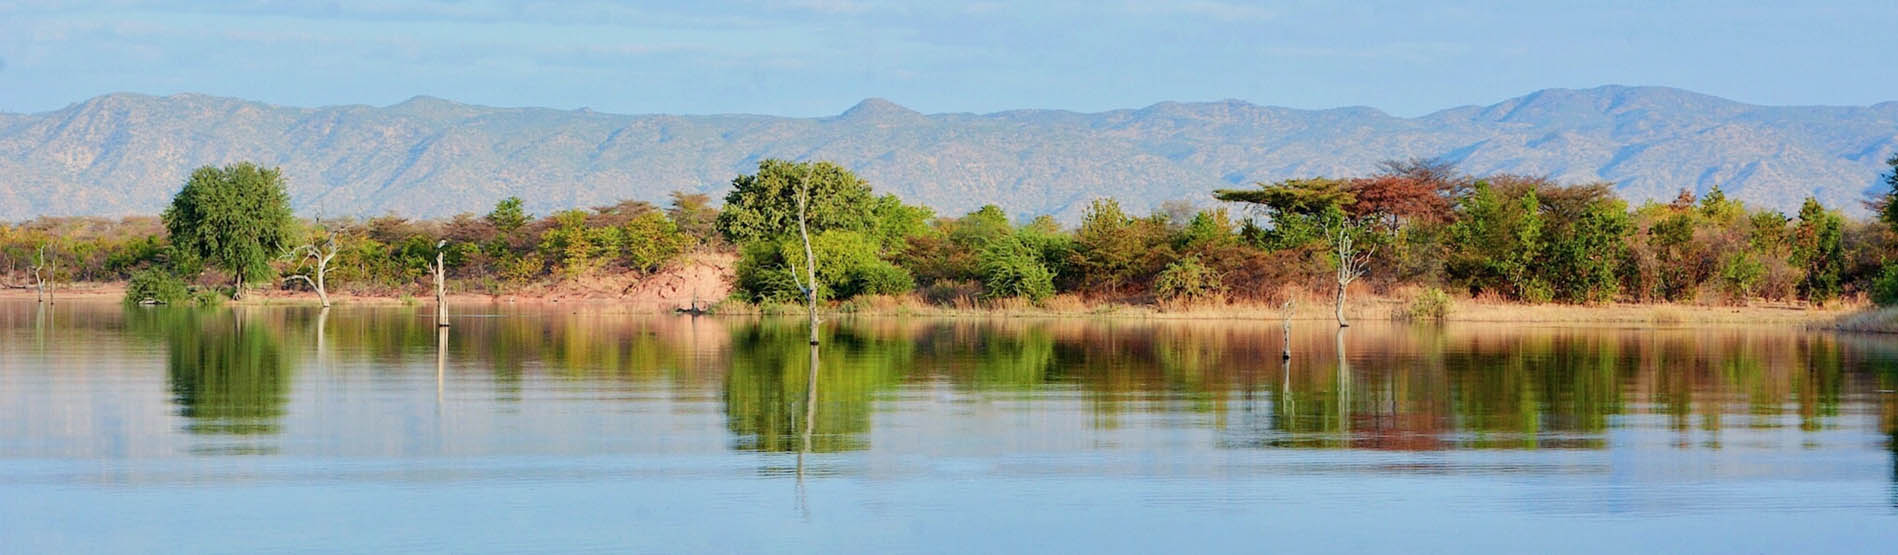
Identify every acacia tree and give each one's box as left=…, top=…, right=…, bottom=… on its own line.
left=162, top=163, right=295, bottom=299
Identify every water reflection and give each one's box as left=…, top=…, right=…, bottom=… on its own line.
left=128, top=308, right=298, bottom=438
left=10, top=302, right=1897, bottom=460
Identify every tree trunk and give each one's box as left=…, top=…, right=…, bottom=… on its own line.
left=1334, top=282, right=1349, bottom=328
left=232, top=273, right=244, bottom=300
left=315, top=257, right=331, bottom=308
left=1280, top=298, right=1294, bottom=360
left=434, top=251, right=449, bottom=327
left=798, top=184, right=819, bottom=346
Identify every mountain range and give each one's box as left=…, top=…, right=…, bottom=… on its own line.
left=1, top=85, right=1894, bottom=222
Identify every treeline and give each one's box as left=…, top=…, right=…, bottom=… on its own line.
left=716, top=156, right=1898, bottom=310
left=5, top=155, right=1898, bottom=310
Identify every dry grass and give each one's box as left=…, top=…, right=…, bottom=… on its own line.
left=1813, top=306, right=1898, bottom=334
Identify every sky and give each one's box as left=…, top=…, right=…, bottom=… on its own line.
left=0, top=1, right=1892, bottom=117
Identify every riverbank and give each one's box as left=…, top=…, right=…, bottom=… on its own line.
left=4, top=281, right=1862, bottom=326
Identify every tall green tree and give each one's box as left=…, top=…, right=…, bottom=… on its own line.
left=715, top=159, right=876, bottom=244
left=1792, top=197, right=1844, bottom=303
left=486, top=197, right=529, bottom=234
left=161, top=162, right=295, bottom=299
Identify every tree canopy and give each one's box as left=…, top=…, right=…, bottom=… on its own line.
left=715, top=159, right=876, bottom=244
left=161, top=162, right=295, bottom=295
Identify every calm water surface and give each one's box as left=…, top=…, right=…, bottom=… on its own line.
left=3, top=300, right=1897, bottom=553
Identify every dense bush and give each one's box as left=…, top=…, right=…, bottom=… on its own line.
left=124, top=268, right=191, bottom=305
left=1154, top=256, right=1224, bottom=303
left=1405, top=287, right=1453, bottom=322
left=1872, top=263, right=1898, bottom=307
left=978, top=236, right=1056, bottom=303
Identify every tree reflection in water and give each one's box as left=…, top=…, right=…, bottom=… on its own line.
left=129, top=307, right=298, bottom=440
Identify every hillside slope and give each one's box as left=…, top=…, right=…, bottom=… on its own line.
left=1, top=86, right=1893, bottom=221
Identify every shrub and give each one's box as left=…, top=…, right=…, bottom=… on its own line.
left=1405, top=287, right=1453, bottom=322
left=978, top=237, right=1055, bottom=303
left=124, top=269, right=191, bottom=305
left=1718, top=251, right=1765, bottom=304
left=848, top=261, right=916, bottom=297
left=1872, top=263, right=1898, bottom=307
left=919, top=279, right=982, bottom=307
left=1153, top=256, right=1225, bottom=303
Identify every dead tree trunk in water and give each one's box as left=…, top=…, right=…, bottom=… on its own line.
left=1280, top=298, right=1295, bottom=360
left=1327, top=220, right=1373, bottom=328
left=788, top=174, right=820, bottom=346
left=32, top=244, right=47, bottom=304
left=431, top=241, right=449, bottom=327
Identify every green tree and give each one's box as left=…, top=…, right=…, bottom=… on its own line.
left=978, top=235, right=1056, bottom=303
left=161, top=162, right=295, bottom=299
left=1877, top=153, right=1898, bottom=235
left=487, top=197, right=529, bottom=234
left=1154, top=255, right=1225, bottom=303
left=1543, top=199, right=1631, bottom=303
left=1446, top=181, right=1546, bottom=301
left=620, top=211, right=689, bottom=274
left=715, top=159, right=876, bottom=244
left=1215, top=177, right=1352, bottom=250
left=1792, top=197, right=1844, bottom=303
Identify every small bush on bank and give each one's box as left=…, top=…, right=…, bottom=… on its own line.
left=1154, top=256, right=1225, bottom=304
left=124, top=269, right=191, bottom=305
left=1404, top=287, right=1453, bottom=322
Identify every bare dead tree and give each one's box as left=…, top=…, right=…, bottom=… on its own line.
left=429, top=240, right=449, bottom=327
left=786, top=169, right=821, bottom=346
left=33, top=244, right=47, bottom=303
left=282, top=230, right=340, bottom=308
left=1280, top=297, right=1295, bottom=359
left=32, top=244, right=54, bottom=304
left=1326, top=219, right=1374, bottom=327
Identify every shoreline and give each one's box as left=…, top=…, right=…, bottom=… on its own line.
left=3, top=282, right=1866, bottom=327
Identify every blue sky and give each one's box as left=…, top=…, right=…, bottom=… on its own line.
left=1, top=1, right=1891, bottom=116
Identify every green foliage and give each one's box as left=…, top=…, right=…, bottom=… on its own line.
left=124, top=268, right=191, bottom=305
left=1792, top=197, right=1844, bottom=303
left=539, top=210, right=611, bottom=276
left=1178, top=208, right=1238, bottom=251
left=1645, top=210, right=1703, bottom=302
left=1871, top=262, right=1898, bottom=307
left=1880, top=153, right=1898, bottom=236
left=1153, top=256, right=1225, bottom=303
left=620, top=211, right=689, bottom=274
left=1718, top=251, right=1766, bottom=303
left=868, top=194, right=935, bottom=251
left=1406, top=287, right=1454, bottom=322
left=978, top=235, right=1056, bottom=303
left=715, top=159, right=876, bottom=244
left=667, top=191, right=720, bottom=245
left=161, top=162, right=295, bottom=294
left=1066, top=198, right=1174, bottom=294
left=1214, top=177, right=1355, bottom=215
left=1544, top=199, right=1630, bottom=303
left=1447, top=181, right=1546, bottom=300
left=487, top=197, right=529, bottom=234
left=734, top=230, right=914, bottom=302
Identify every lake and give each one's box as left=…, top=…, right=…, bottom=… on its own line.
left=2, top=300, right=1896, bottom=553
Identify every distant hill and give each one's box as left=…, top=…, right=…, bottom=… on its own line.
left=1, top=85, right=1894, bottom=222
